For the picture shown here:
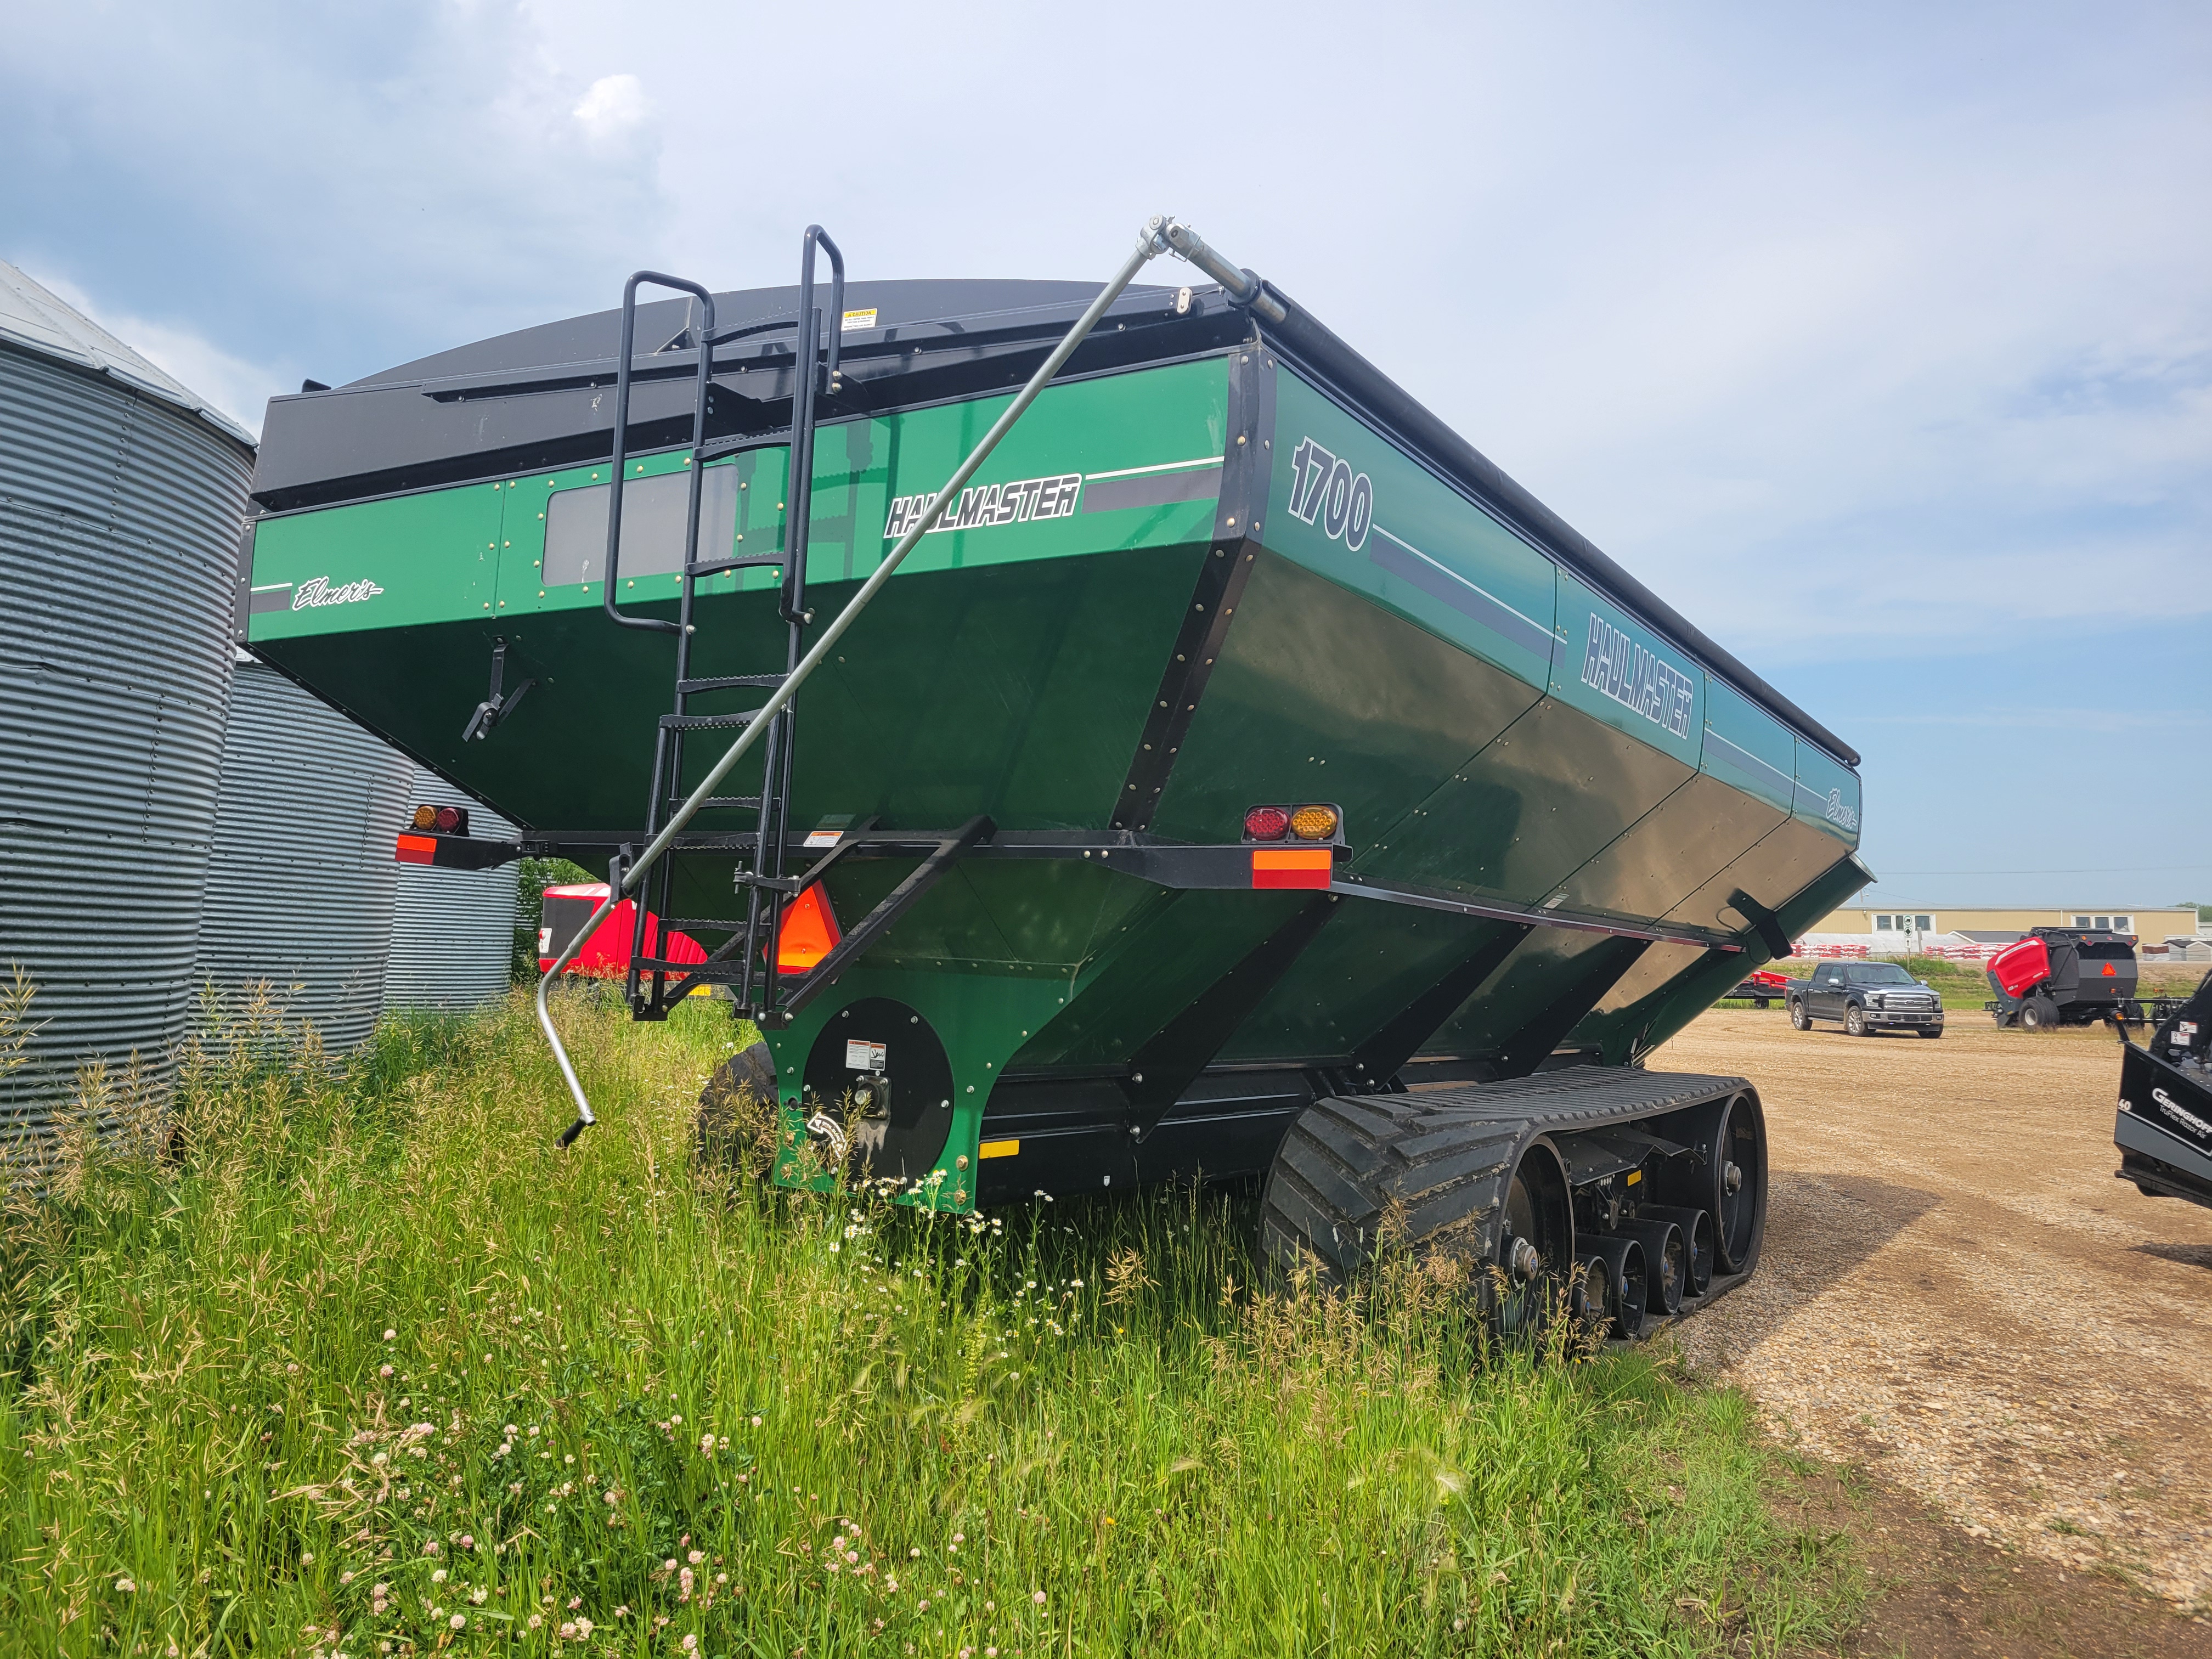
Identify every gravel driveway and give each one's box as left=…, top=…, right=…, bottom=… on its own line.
left=1652, top=1007, right=2212, bottom=1611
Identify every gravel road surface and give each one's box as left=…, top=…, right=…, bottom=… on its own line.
left=1652, top=1007, right=2212, bottom=1611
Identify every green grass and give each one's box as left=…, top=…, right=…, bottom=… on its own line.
left=0, top=988, right=1858, bottom=1657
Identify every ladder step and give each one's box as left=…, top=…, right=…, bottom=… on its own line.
left=687, top=554, right=786, bottom=579
left=653, top=919, right=749, bottom=933
left=675, top=674, right=786, bottom=693
left=668, top=794, right=763, bottom=811
left=661, top=712, right=758, bottom=731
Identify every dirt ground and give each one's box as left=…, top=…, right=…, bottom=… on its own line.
left=1651, top=1008, right=2212, bottom=1641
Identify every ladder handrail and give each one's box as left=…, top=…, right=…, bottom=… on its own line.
left=602, top=270, right=716, bottom=636
left=540, top=215, right=1229, bottom=1144
left=744, top=225, right=845, bottom=1018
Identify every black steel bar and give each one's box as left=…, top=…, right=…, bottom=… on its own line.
left=1121, top=894, right=1340, bottom=1136
left=778, top=816, right=994, bottom=1018
left=1351, top=922, right=1536, bottom=1084
left=1489, top=936, right=1652, bottom=1079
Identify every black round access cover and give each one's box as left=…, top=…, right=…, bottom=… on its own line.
left=800, top=997, right=954, bottom=1184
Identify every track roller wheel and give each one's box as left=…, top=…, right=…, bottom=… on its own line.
left=1259, top=1096, right=1575, bottom=1325
left=1638, top=1204, right=1713, bottom=1298
left=1579, top=1235, right=1650, bottom=1341
left=1611, top=1218, right=1685, bottom=1316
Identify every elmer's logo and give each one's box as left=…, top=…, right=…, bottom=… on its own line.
left=291, top=575, right=385, bottom=611
left=1822, top=789, right=1859, bottom=832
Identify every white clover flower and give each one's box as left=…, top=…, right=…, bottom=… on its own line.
left=431, top=1569, right=447, bottom=1585
left=383, top=1329, right=396, bottom=1340
left=114, top=1577, right=136, bottom=1593
left=687, top=1549, right=703, bottom=1566
left=1032, top=1590, right=1047, bottom=1605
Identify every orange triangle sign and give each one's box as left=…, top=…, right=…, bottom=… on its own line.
left=776, top=883, right=842, bottom=974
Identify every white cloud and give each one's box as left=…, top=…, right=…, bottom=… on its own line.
left=571, top=72, right=647, bottom=143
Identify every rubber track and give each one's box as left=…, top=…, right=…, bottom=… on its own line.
left=1260, top=1067, right=1747, bottom=1283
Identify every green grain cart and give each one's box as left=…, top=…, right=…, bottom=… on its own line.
left=242, top=220, right=1868, bottom=1336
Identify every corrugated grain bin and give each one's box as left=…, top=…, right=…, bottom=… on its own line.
left=194, top=660, right=413, bottom=1052
left=0, top=261, right=255, bottom=1152
left=382, top=767, right=519, bottom=1012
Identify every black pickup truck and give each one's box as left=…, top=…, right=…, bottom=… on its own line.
left=1786, top=961, right=1945, bottom=1038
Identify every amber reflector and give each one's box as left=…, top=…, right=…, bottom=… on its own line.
left=1243, top=805, right=1290, bottom=840
left=411, top=804, right=438, bottom=831
left=1289, top=804, right=1340, bottom=841
left=776, top=884, right=842, bottom=974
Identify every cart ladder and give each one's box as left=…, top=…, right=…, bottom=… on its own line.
left=601, top=228, right=847, bottom=1026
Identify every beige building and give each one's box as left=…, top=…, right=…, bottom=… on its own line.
left=1808, top=905, right=2200, bottom=943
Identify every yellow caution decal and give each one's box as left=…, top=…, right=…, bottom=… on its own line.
left=978, top=1138, right=1020, bottom=1160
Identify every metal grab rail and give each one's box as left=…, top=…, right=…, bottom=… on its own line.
left=602, top=271, right=716, bottom=635
left=539, top=215, right=1248, bottom=1144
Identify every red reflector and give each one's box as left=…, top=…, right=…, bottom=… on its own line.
left=396, top=833, right=437, bottom=866
left=1244, top=805, right=1290, bottom=840
left=776, top=884, right=842, bottom=974
left=1251, top=848, right=1333, bottom=890
left=434, top=804, right=461, bottom=832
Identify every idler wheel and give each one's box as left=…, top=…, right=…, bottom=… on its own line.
left=1494, top=1138, right=1574, bottom=1334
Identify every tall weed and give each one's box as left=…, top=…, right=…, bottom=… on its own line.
left=0, top=988, right=1854, bottom=1656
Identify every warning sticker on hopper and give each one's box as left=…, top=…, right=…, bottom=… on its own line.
left=845, top=1040, right=887, bottom=1073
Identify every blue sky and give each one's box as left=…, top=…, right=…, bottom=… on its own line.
left=5, top=1, right=2205, bottom=913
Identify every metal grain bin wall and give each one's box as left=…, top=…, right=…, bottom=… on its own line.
left=0, top=262, right=256, bottom=1152
left=195, top=661, right=414, bottom=1052
left=383, top=767, right=520, bottom=1013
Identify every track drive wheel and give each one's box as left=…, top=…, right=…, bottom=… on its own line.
left=1844, top=1003, right=1869, bottom=1037
left=1260, top=1097, right=1574, bottom=1324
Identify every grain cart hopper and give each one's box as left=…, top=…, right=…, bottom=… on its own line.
left=238, top=218, right=1870, bottom=1329
left=2116, top=969, right=2212, bottom=1210
left=1986, top=927, right=2141, bottom=1030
